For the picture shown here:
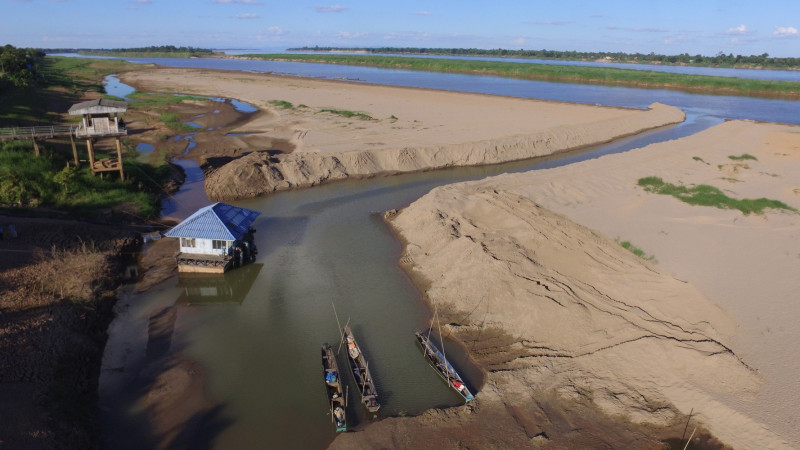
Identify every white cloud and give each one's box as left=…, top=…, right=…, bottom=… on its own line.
left=267, top=26, right=284, bottom=35
left=511, top=38, right=525, bottom=46
left=315, top=5, right=347, bottom=13
left=412, top=11, right=431, bottom=16
left=337, top=31, right=369, bottom=38
left=726, top=24, right=749, bottom=35
left=236, top=13, right=259, bottom=19
left=772, top=26, right=798, bottom=37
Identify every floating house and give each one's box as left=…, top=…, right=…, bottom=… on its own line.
left=164, top=202, right=260, bottom=274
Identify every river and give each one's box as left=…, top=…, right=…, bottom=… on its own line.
left=94, top=56, right=800, bottom=449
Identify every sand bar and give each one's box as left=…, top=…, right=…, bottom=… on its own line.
left=119, top=67, right=684, bottom=201
left=389, top=120, right=800, bottom=449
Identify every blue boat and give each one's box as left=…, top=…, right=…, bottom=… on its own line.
left=415, top=330, right=474, bottom=403
left=321, top=343, right=347, bottom=432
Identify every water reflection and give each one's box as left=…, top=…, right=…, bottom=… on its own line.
left=176, top=264, right=264, bottom=305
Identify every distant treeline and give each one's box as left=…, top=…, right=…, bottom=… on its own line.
left=44, top=45, right=215, bottom=57
left=0, top=45, right=45, bottom=89
left=288, top=47, right=800, bottom=69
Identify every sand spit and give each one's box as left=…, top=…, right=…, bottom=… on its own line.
left=118, top=67, right=684, bottom=201
left=387, top=120, right=800, bottom=449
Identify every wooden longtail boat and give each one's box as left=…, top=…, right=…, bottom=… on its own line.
left=322, top=343, right=347, bottom=432
left=415, top=330, right=474, bottom=403
left=342, top=325, right=380, bottom=413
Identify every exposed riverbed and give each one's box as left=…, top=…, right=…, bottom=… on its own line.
left=95, top=60, right=800, bottom=449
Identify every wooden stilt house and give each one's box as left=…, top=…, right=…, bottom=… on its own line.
left=164, top=202, right=261, bottom=274
left=67, top=99, right=128, bottom=179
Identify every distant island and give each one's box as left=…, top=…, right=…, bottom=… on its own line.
left=287, top=47, right=800, bottom=70
left=237, top=52, right=800, bottom=99
left=44, top=45, right=216, bottom=58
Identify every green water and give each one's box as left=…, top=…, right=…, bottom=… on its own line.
left=99, top=114, right=701, bottom=448
left=100, top=170, right=498, bottom=449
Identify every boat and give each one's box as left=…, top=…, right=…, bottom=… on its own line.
left=321, top=343, right=347, bottom=432
left=415, top=329, right=475, bottom=403
left=342, top=325, right=380, bottom=413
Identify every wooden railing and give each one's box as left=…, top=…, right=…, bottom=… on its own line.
left=0, top=124, right=128, bottom=140
left=0, top=125, right=76, bottom=140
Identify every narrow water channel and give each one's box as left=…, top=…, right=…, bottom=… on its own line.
left=97, top=66, right=781, bottom=449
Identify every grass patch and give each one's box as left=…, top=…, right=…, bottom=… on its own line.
left=268, top=99, right=294, bottom=109
left=319, top=108, right=374, bottom=120
left=0, top=140, right=169, bottom=219
left=728, top=153, right=758, bottom=161
left=617, top=240, right=656, bottom=262
left=637, top=176, right=797, bottom=215
left=692, top=156, right=709, bottom=164
left=127, top=91, right=208, bottom=107
left=158, top=112, right=199, bottom=131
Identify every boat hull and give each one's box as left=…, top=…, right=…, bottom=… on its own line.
left=343, top=326, right=381, bottom=413
left=415, top=331, right=474, bottom=403
left=322, top=343, right=347, bottom=432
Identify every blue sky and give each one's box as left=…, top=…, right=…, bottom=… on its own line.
left=2, top=0, right=799, bottom=57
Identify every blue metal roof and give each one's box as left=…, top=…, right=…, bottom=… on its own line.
left=164, top=202, right=260, bottom=241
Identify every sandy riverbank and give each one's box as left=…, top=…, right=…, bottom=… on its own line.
left=119, top=67, right=685, bottom=201
left=114, top=67, right=798, bottom=447
left=384, top=120, right=800, bottom=449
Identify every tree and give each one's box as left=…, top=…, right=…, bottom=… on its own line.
left=0, top=44, right=42, bottom=88
left=53, top=163, right=78, bottom=195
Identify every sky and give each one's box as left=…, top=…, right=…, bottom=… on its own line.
left=2, top=0, right=799, bottom=57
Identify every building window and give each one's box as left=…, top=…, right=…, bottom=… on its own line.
left=212, top=239, right=229, bottom=250
left=181, top=237, right=196, bottom=248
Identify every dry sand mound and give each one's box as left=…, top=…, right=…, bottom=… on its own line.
left=203, top=103, right=684, bottom=200
left=387, top=120, right=800, bottom=449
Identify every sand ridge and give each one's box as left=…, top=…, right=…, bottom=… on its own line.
left=390, top=120, right=800, bottom=449
left=118, top=67, right=685, bottom=201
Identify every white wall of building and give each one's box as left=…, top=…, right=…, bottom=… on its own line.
left=179, top=238, right=232, bottom=256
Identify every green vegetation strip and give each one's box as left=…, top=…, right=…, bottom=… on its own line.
left=289, top=47, right=800, bottom=70
left=637, top=176, right=796, bottom=215
left=618, top=240, right=656, bottom=262
left=319, top=108, right=373, bottom=120
left=268, top=100, right=294, bottom=109
left=728, top=153, right=758, bottom=161
left=241, top=54, right=800, bottom=99
left=78, top=45, right=214, bottom=59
